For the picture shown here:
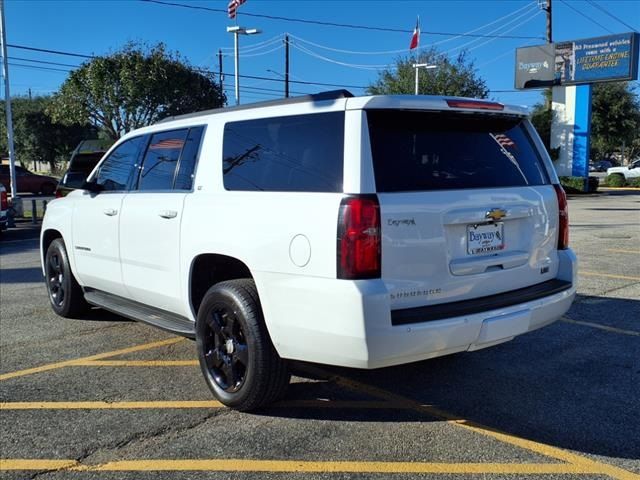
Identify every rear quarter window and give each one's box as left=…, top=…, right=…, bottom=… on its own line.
left=367, top=110, right=549, bottom=192
left=222, top=112, right=344, bottom=192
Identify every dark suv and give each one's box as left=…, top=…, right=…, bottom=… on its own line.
left=55, top=140, right=112, bottom=197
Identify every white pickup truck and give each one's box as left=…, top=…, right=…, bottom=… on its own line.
left=607, top=159, right=640, bottom=182
left=41, top=91, right=577, bottom=411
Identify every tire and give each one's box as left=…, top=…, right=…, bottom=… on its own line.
left=45, top=238, right=88, bottom=318
left=41, top=183, right=55, bottom=196
left=196, top=279, right=290, bottom=411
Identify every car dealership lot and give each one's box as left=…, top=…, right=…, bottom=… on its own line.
left=1, top=192, right=638, bottom=479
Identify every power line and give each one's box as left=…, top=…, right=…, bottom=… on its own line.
left=557, top=0, right=614, bottom=33
left=8, top=62, right=71, bottom=73
left=9, top=56, right=79, bottom=68
left=585, top=0, right=638, bottom=32
left=6, top=44, right=371, bottom=90
left=141, top=0, right=544, bottom=39
left=286, top=2, right=540, bottom=56
left=7, top=43, right=94, bottom=59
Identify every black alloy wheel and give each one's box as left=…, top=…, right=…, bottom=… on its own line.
left=196, top=279, right=290, bottom=411
left=202, top=305, right=249, bottom=393
left=46, top=249, right=65, bottom=308
left=45, top=238, right=88, bottom=318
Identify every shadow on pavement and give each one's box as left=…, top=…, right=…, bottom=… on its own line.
left=268, top=294, right=639, bottom=460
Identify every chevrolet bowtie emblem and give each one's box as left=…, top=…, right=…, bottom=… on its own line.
left=486, top=208, right=507, bottom=221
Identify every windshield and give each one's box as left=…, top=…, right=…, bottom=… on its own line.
left=367, top=110, right=549, bottom=192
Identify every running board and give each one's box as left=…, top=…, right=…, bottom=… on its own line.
left=84, top=289, right=195, bottom=338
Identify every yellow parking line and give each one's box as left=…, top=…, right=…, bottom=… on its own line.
left=76, top=360, right=198, bottom=367
left=0, top=459, right=80, bottom=471
left=0, top=338, right=184, bottom=382
left=324, top=373, right=639, bottom=480
left=561, top=318, right=640, bottom=337
left=0, top=399, right=396, bottom=410
left=579, top=271, right=640, bottom=282
left=0, top=459, right=595, bottom=474
left=605, top=249, right=640, bottom=255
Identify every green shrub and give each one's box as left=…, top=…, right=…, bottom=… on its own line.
left=627, top=177, right=640, bottom=187
left=559, top=176, right=584, bottom=193
left=606, top=173, right=626, bottom=187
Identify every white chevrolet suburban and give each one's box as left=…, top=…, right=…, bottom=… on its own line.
left=41, top=91, right=577, bottom=411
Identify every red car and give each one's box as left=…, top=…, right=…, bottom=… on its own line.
left=0, top=165, right=58, bottom=195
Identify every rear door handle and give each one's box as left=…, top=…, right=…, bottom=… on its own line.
left=103, top=208, right=118, bottom=216
left=159, top=210, right=178, bottom=219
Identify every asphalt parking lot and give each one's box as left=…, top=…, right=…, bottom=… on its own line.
left=1, top=191, right=638, bottom=479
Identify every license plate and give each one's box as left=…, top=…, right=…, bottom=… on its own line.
left=467, top=222, right=504, bottom=255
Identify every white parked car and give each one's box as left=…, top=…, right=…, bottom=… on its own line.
left=607, top=160, right=640, bottom=181
left=40, top=92, right=577, bottom=411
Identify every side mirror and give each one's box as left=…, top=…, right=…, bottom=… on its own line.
left=82, top=179, right=104, bottom=193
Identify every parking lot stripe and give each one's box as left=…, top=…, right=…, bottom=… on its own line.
left=0, top=399, right=397, bottom=410
left=605, top=249, right=640, bottom=255
left=0, top=459, right=595, bottom=474
left=579, top=271, right=640, bottom=282
left=0, top=337, right=184, bottom=381
left=76, top=360, right=198, bottom=367
left=561, top=318, right=640, bottom=337
left=323, top=373, right=639, bottom=480
left=0, top=459, right=80, bottom=471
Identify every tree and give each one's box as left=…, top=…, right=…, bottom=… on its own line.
left=367, top=48, right=488, bottom=98
left=1, top=96, right=96, bottom=171
left=48, top=42, right=225, bottom=140
left=529, top=90, right=559, bottom=159
left=590, top=82, right=640, bottom=163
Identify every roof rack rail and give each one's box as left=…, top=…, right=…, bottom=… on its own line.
left=158, top=89, right=354, bottom=124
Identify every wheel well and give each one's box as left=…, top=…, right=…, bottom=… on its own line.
left=42, top=229, right=62, bottom=255
left=190, top=254, right=253, bottom=315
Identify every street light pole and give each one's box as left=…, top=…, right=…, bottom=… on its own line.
left=227, top=25, right=261, bottom=106
left=412, top=63, right=437, bottom=95
left=0, top=0, right=18, bottom=205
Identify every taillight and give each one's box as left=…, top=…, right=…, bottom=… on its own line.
left=0, top=190, right=7, bottom=210
left=55, top=189, right=63, bottom=198
left=337, top=195, right=381, bottom=279
left=554, top=184, right=569, bottom=250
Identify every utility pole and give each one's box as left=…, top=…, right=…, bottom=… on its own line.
left=539, top=0, right=553, bottom=108
left=227, top=25, right=261, bottom=105
left=284, top=34, right=289, bottom=98
left=218, top=49, right=224, bottom=93
left=545, top=0, right=552, bottom=44
left=0, top=0, right=18, bottom=210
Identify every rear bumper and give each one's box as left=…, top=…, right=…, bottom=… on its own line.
left=257, top=248, right=577, bottom=369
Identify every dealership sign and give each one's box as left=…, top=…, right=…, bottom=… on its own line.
left=515, top=32, right=639, bottom=89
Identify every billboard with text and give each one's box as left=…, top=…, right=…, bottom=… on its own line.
left=515, top=32, right=639, bottom=89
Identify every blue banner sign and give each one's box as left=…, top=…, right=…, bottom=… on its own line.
left=515, top=33, right=639, bottom=89
left=557, top=33, right=639, bottom=85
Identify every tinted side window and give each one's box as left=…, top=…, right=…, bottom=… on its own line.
left=97, top=136, right=147, bottom=192
left=367, top=111, right=549, bottom=192
left=223, top=112, right=344, bottom=192
left=138, top=129, right=189, bottom=191
left=174, top=126, right=205, bottom=190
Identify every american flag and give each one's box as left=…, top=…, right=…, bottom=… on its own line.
left=492, top=133, right=516, bottom=148
left=149, top=139, right=185, bottom=150
left=228, top=0, right=246, bottom=19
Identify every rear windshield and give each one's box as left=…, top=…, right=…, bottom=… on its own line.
left=367, top=110, right=549, bottom=192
